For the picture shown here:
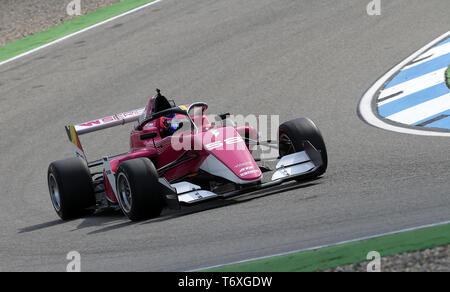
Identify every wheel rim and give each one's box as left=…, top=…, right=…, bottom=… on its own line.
left=279, top=133, right=296, bottom=157
left=48, top=174, right=61, bottom=212
left=117, top=173, right=132, bottom=213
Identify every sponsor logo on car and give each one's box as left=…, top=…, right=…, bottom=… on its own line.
left=239, top=166, right=254, bottom=173
left=76, top=109, right=145, bottom=129
left=240, top=169, right=260, bottom=177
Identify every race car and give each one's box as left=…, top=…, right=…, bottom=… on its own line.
left=47, top=89, right=328, bottom=221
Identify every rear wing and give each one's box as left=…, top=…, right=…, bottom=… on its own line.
left=65, top=108, right=145, bottom=163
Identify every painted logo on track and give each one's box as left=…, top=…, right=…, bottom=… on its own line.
left=359, top=31, right=450, bottom=136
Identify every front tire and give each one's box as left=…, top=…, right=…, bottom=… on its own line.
left=116, top=158, right=165, bottom=221
left=279, top=117, right=328, bottom=176
left=47, top=157, right=96, bottom=220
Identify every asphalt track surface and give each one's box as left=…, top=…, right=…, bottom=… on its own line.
left=0, top=0, right=449, bottom=271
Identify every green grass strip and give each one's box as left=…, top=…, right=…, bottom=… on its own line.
left=203, top=223, right=450, bottom=272
left=446, top=65, right=450, bottom=89
left=0, top=0, right=157, bottom=63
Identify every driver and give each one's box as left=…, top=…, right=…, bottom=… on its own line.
left=159, top=113, right=183, bottom=138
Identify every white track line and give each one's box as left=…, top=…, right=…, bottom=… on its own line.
left=358, top=31, right=450, bottom=136
left=190, top=220, right=450, bottom=271
left=0, top=0, right=163, bottom=67
left=386, top=93, right=450, bottom=125
left=403, top=41, right=450, bottom=70
left=378, top=68, right=447, bottom=106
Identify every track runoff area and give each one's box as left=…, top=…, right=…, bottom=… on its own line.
left=0, top=0, right=449, bottom=279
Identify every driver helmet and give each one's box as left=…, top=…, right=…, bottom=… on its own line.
left=160, top=113, right=181, bottom=137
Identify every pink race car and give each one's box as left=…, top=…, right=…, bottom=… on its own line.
left=47, top=90, right=328, bottom=221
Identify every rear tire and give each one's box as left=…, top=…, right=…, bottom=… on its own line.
left=279, top=117, right=328, bottom=176
left=47, top=157, right=96, bottom=220
left=116, top=158, right=165, bottom=221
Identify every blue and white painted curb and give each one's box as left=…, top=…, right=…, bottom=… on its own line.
left=359, top=31, right=450, bottom=136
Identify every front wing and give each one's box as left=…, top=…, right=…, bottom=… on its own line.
left=160, top=140, right=323, bottom=208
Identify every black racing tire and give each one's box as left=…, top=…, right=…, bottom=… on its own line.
left=47, top=157, right=96, bottom=220
left=115, top=158, right=165, bottom=221
left=279, top=117, right=328, bottom=176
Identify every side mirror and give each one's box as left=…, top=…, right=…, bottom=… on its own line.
left=140, top=132, right=157, bottom=140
